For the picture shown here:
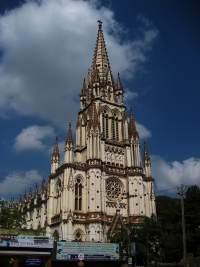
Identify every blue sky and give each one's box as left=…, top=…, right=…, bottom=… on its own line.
left=0, top=0, right=199, bottom=197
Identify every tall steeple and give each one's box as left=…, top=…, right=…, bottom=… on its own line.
left=90, top=20, right=113, bottom=85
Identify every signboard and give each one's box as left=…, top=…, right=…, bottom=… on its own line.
left=0, top=236, right=54, bottom=249
left=24, top=259, right=43, bottom=267
left=56, top=241, right=119, bottom=261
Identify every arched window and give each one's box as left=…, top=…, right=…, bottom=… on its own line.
left=75, top=177, right=83, bottom=211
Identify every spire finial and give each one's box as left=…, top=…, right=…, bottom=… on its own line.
left=97, top=20, right=102, bottom=30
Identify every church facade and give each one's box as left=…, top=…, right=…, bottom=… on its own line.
left=20, top=21, right=156, bottom=242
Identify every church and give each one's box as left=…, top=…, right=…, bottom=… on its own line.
left=21, top=21, right=156, bottom=242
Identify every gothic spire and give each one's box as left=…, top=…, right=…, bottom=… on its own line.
left=91, top=20, right=113, bottom=84
left=51, top=136, right=60, bottom=174
left=52, top=136, right=60, bottom=160
left=66, top=123, right=73, bottom=144
left=128, top=111, right=139, bottom=139
left=116, top=72, right=124, bottom=91
left=81, top=78, right=87, bottom=95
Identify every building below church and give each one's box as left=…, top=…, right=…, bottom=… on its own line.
left=20, top=21, right=156, bottom=242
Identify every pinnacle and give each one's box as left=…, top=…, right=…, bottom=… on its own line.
left=128, top=111, right=139, bottom=139
left=66, top=123, right=73, bottom=144
left=81, top=78, right=88, bottom=96
left=116, top=72, right=123, bottom=91
left=52, top=136, right=60, bottom=157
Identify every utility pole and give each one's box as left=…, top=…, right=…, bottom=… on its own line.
left=177, top=184, right=187, bottom=267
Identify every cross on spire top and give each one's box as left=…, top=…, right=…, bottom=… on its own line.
left=97, top=20, right=102, bottom=30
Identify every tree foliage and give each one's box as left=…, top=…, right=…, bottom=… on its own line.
left=133, top=216, right=161, bottom=265
left=157, top=185, right=200, bottom=262
left=0, top=203, right=25, bottom=230
left=110, top=185, right=200, bottom=265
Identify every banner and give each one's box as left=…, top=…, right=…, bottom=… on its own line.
left=0, top=236, right=54, bottom=249
left=56, top=241, right=119, bottom=261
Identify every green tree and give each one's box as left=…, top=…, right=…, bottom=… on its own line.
left=133, top=216, right=161, bottom=266
left=156, top=195, right=182, bottom=262
left=0, top=204, right=25, bottom=230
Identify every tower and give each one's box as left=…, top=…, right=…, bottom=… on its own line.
left=22, top=21, right=156, bottom=242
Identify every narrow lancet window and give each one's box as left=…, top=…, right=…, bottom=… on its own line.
left=75, top=178, right=82, bottom=211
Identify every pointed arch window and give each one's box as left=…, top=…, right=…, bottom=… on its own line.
left=75, top=177, right=83, bottom=211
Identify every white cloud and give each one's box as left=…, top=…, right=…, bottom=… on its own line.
left=0, top=170, right=42, bottom=198
left=136, top=122, right=152, bottom=139
left=0, top=0, right=158, bottom=126
left=152, top=156, right=200, bottom=192
left=14, top=125, right=55, bottom=151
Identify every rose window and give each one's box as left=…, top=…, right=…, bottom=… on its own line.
left=106, top=178, right=122, bottom=200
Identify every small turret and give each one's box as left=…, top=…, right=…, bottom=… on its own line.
left=64, top=123, right=74, bottom=163
left=51, top=137, right=60, bottom=174
left=143, top=142, right=152, bottom=178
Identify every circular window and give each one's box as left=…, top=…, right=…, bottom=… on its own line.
left=106, top=177, right=122, bottom=201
